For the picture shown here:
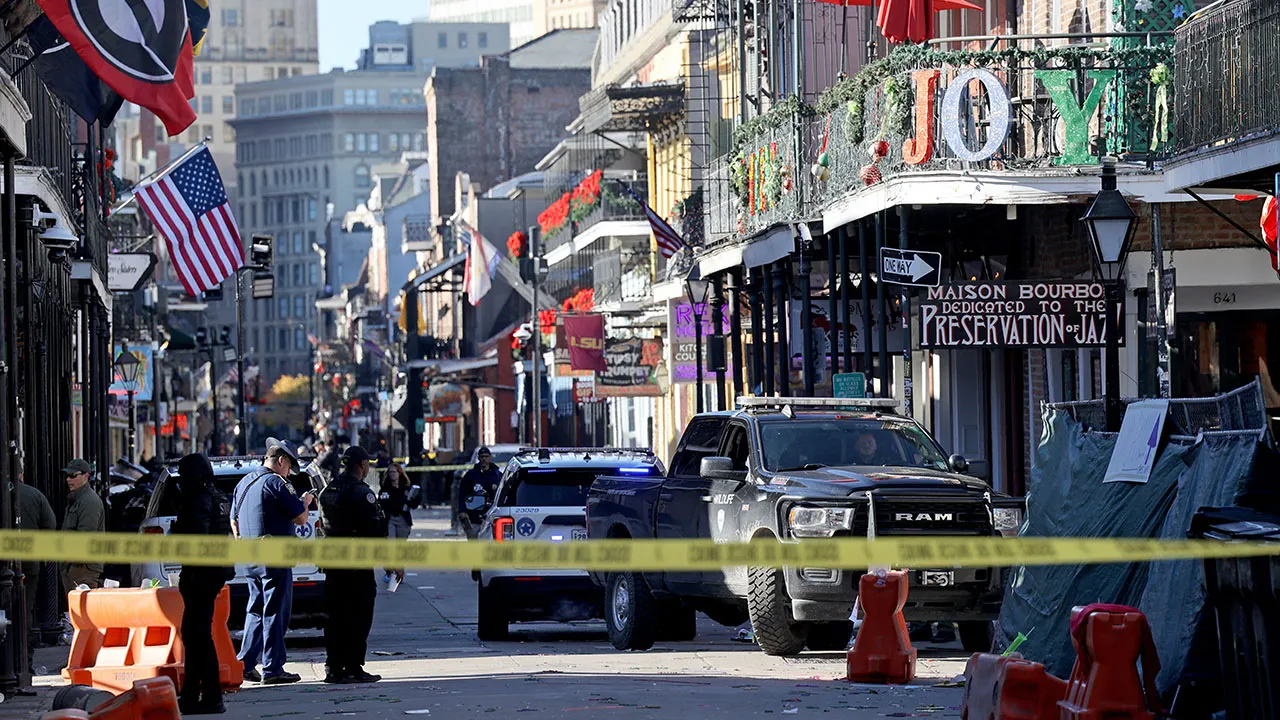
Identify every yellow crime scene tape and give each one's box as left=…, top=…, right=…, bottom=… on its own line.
left=1, top=531, right=1277, bottom=572
left=399, top=464, right=471, bottom=473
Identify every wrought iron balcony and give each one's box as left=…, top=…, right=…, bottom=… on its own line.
left=593, top=244, right=652, bottom=312
left=703, top=34, right=1173, bottom=248
left=1169, top=0, right=1280, bottom=187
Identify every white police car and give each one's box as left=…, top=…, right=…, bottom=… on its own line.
left=136, top=456, right=328, bottom=629
left=472, top=448, right=663, bottom=640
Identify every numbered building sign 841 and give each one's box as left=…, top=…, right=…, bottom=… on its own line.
left=919, top=281, right=1118, bottom=348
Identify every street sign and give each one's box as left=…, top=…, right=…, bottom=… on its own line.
left=107, top=253, right=157, bottom=292
left=879, top=247, right=941, bottom=287
left=833, top=372, right=867, bottom=399
left=222, top=347, right=237, bottom=363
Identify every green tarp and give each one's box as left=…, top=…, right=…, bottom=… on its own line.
left=996, top=408, right=1273, bottom=699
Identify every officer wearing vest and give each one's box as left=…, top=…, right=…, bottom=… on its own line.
left=172, top=453, right=235, bottom=715
left=318, top=446, right=396, bottom=684
left=230, top=439, right=314, bottom=685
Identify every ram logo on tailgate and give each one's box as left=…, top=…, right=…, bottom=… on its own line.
left=895, top=512, right=954, bottom=522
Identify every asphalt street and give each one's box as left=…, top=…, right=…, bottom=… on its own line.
left=21, top=509, right=972, bottom=719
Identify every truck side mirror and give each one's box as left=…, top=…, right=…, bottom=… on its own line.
left=701, top=456, right=746, bottom=482
left=948, top=454, right=970, bottom=474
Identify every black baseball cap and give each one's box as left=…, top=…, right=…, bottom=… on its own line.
left=341, top=446, right=371, bottom=467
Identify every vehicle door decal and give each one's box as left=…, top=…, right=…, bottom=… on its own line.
left=516, top=517, right=537, bottom=537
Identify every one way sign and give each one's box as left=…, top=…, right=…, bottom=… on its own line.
left=879, top=247, right=942, bottom=287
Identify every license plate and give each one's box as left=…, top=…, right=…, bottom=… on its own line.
left=921, top=571, right=954, bottom=587
left=571, top=529, right=588, bottom=541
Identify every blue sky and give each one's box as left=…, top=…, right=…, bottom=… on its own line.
left=318, top=0, right=431, bottom=71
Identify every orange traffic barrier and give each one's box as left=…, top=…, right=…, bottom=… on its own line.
left=962, top=652, right=1067, bottom=720
left=847, top=570, right=916, bottom=684
left=63, top=586, right=243, bottom=694
left=1058, top=604, right=1163, bottom=720
left=40, top=677, right=179, bottom=720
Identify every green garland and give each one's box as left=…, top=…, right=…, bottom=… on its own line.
left=740, top=42, right=1172, bottom=160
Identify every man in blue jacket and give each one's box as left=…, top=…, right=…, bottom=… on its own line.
left=231, top=439, right=314, bottom=684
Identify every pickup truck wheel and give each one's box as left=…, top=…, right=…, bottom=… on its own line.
left=805, top=621, right=853, bottom=651
left=958, top=621, right=995, bottom=653
left=657, top=601, right=697, bottom=642
left=747, top=566, right=809, bottom=656
left=606, top=572, right=658, bottom=651
left=476, top=584, right=509, bottom=641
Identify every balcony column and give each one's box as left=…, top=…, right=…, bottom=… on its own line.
left=708, top=276, right=727, bottom=411
left=875, top=212, right=889, bottom=399
left=762, top=264, right=775, bottom=396
left=726, top=269, right=745, bottom=400
left=859, top=219, right=873, bottom=385
left=747, top=268, right=764, bottom=397
left=774, top=259, right=789, bottom=398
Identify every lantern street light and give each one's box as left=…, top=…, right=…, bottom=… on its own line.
left=686, top=267, right=712, bottom=413
left=113, top=346, right=142, bottom=461
left=1081, top=156, right=1139, bottom=431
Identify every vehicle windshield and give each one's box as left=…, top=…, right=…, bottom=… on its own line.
left=758, top=418, right=949, bottom=472
left=497, top=466, right=657, bottom=507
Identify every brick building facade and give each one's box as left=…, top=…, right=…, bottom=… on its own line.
left=425, top=29, right=596, bottom=230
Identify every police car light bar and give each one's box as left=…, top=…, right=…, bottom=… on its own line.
left=735, top=397, right=900, bottom=410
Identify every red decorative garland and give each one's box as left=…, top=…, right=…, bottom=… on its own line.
left=538, top=309, right=557, bottom=334
left=561, top=288, right=595, bottom=313
left=507, top=230, right=527, bottom=258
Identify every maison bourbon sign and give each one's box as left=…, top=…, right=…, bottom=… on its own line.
left=919, top=281, right=1117, bottom=348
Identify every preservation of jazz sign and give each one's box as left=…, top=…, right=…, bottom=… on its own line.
left=919, top=281, right=1117, bottom=348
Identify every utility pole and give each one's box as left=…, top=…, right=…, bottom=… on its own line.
left=529, top=226, right=542, bottom=447
left=236, top=271, right=248, bottom=454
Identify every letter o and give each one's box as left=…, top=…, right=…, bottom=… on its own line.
left=941, top=69, right=1013, bottom=163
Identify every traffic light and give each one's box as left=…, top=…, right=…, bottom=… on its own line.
left=195, top=327, right=208, bottom=346
left=250, top=234, right=273, bottom=270
left=219, top=326, right=231, bottom=346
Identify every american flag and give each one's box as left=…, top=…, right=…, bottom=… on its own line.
left=621, top=182, right=685, bottom=258
left=134, top=147, right=244, bottom=295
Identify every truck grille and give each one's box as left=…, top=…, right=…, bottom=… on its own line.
left=851, top=497, right=993, bottom=537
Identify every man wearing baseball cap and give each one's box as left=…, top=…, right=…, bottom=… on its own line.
left=230, top=439, right=315, bottom=684
left=60, top=458, right=104, bottom=592
left=317, top=446, right=392, bottom=684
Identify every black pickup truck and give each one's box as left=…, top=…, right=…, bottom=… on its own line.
left=586, top=397, right=1024, bottom=656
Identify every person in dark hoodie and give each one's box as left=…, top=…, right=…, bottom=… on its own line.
left=172, top=453, right=235, bottom=715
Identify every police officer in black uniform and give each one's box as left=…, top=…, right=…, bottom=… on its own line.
left=172, top=453, right=235, bottom=715
left=318, top=446, right=399, bottom=684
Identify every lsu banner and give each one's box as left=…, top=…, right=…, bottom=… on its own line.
left=564, top=313, right=606, bottom=372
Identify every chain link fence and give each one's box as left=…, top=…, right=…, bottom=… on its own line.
left=1047, top=379, right=1271, bottom=444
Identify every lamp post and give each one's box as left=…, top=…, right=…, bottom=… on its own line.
left=1081, top=156, right=1139, bottom=431
left=114, top=345, right=142, bottom=462
left=686, top=268, right=711, bottom=413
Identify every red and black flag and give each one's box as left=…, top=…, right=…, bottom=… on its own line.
left=34, top=0, right=196, bottom=135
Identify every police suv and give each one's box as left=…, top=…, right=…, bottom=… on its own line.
left=471, top=448, right=664, bottom=640
left=136, top=455, right=328, bottom=629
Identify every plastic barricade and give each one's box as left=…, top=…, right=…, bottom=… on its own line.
left=1058, top=605, right=1160, bottom=720
left=63, top=586, right=243, bottom=694
left=962, top=653, right=1066, bottom=720
left=846, top=570, right=916, bottom=684
left=40, top=677, right=179, bottom=720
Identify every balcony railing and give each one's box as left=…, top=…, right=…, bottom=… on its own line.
left=593, top=245, right=652, bottom=309
left=541, top=172, right=649, bottom=254
left=704, top=35, right=1173, bottom=248
left=1172, top=0, right=1280, bottom=155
